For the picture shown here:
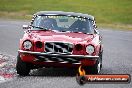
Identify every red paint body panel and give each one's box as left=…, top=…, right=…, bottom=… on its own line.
left=20, top=53, right=96, bottom=67
left=19, top=13, right=103, bottom=68
left=19, top=30, right=101, bottom=67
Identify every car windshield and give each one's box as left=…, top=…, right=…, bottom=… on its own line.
left=32, top=15, right=94, bottom=34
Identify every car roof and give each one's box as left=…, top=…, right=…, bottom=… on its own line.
left=35, top=11, right=94, bottom=20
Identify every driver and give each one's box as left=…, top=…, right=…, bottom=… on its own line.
left=40, top=18, right=58, bottom=30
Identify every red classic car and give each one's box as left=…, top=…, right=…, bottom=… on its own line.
left=16, top=11, right=103, bottom=76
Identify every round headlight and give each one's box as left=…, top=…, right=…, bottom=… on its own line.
left=23, top=40, right=32, bottom=50
left=86, top=45, right=94, bottom=55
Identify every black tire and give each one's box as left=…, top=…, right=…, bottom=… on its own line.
left=84, top=53, right=102, bottom=74
left=90, top=60, right=100, bottom=74
left=91, top=52, right=102, bottom=74
left=16, top=54, right=31, bottom=76
left=99, top=51, right=103, bottom=68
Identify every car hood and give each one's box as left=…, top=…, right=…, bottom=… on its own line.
left=30, top=31, right=94, bottom=44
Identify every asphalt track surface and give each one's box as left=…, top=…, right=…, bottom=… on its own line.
left=0, top=20, right=132, bottom=88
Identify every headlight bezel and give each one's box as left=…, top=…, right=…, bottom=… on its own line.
left=23, top=40, right=32, bottom=50
left=86, top=44, right=95, bottom=55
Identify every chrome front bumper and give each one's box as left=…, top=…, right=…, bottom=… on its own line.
left=18, top=50, right=99, bottom=60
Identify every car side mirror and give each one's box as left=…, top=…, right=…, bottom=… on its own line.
left=23, top=25, right=30, bottom=29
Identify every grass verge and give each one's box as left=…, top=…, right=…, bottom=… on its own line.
left=0, top=0, right=132, bottom=30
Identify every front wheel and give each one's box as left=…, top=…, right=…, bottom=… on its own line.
left=90, top=60, right=101, bottom=74
left=16, top=54, right=31, bottom=76
left=91, top=52, right=103, bottom=74
left=84, top=55, right=102, bottom=74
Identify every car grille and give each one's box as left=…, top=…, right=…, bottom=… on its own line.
left=45, top=42, right=73, bottom=53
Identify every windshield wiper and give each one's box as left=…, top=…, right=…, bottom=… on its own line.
left=32, top=26, right=48, bottom=30
left=60, top=30, right=66, bottom=32
left=71, top=31, right=90, bottom=34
